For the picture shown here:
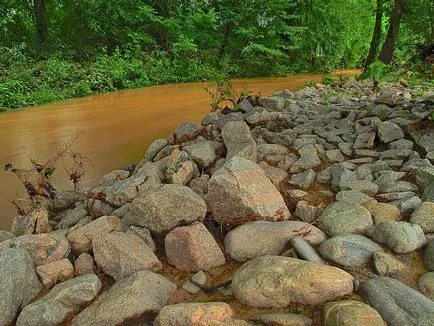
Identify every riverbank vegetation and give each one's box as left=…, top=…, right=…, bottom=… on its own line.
left=1, top=0, right=433, bottom=111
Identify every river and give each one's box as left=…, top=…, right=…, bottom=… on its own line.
left=0, top=71, right=358, bottom=229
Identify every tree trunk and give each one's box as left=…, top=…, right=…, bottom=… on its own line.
left=364, top=0, right=383, bottom=71
left=34, top=0, right=49, bottom=54
left=378, top=0, right=403, bottom=64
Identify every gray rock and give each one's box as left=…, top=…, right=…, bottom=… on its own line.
left=222, top=121, right=257, bottom=161
left=11, top=207, right=51, bottom=236
left=330, top=165, right=357, bottom=192
left=174, top=122, right=201, bottom=142
left=0, top=230, right=14, bottom=243
left=289, top=169, right=316, bottom=190
left=424, top=240, right=434, bottom=271
left=353, top=132, right=376, bottom=149
left=165, top=222, right=225, bottom=271
left=99, top=169, right=130, bottom=186
left=410, top=202, right=434, bottom=233
left=373, top=252, right=412, bottom=280
left=126, top=184, right=206, bottom=234
left=36, top=258, right=75, bottom=288
left=165, top=160, right=199, bottom=185
left=16, top=274, right=102, bottom=326
left=251, top=313, right=312, bottom=326
left=295, top=201, right=321, bottom=223
left=56, top=207, right=88, bottom=229
left=370, top=220, right=426, bottom=254
left=0, top=247, right=42, bottom=325
left=93, top=231, right=162, bottom=281
left=319, top=233, right=384, bottom=268
left=232, top=255, right=354, bottom=307
left=315, top=201, right=373, bottom=236
left=322, top=300, right=384, bottom=326
left=335, top=190, right=372, bottom=204
left=359, top=276, right=434, bottom=326
left=325, top=149, right=345, bottom=163
left=338, top=142, right=354, bottom=156
left=224, top=221, right=326, bottom=262
left=290, top=237, right=326, bottom=264
left=379, top=181, right=419, bottom=194
left=378, top=121, right=404, bottom=143
left=126, top=226, right=156, bottom=252
left=188, top=174, right=210, bottom=196
left=414, top=167, right=434, bottom=190
left=75, top=252, right=96, bottom=276
left=182, top=270, right=207, bottom=294
left=67, top=215, right=121, bottom=254
left=258, top=96, right=285, bottom=111
left=390, top=195, right=422, bottom=216
left=261, top=165, right=288, bottom=186
left=418, top=132, right=434, bottom=154
left=183, top=141, right=218, bottom=168
left=205, top=157, right=290, bottom=224
left=340, top=180, right=379, bottom=196
left=201, top=111, right=219, bottom=125
left=72, top=271, right=176, bottom=326
left=374, top=171, right=406, bottom=187
left=419, top=272, right=434, bottom=301
left=290, top=144, right=321, bottom=173
left=215, top=112, right=245, bottom=130
left=422, top=181, right=434, bottom=202
left=389, top=138, right=414, bottom=150
left=144, top=139, right=169, bottom=161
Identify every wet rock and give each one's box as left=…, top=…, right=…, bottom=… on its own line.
left=0, top=247, right=42, bottom=325
left=378, top=121, right=405, bottom=143
left=67, top=215, right=121, bottom=254
left=126, top=184, right=207, bottom=234
left=165, top=222, right=225, bottom=271
left=359, top=276, right=434, bottom=326
left=232, top=255, right=354, bottom=307
left=295, top=201, right=321, bottom=223
left=315, top=201, right=373, bottom=236
left=410, top=202, right=434, bottom=233
left=222, top=121, right=257, bottom=162
left=183, top=141, right=218, bottom=168
left=290, top=144, right=322, bottom=173
left=289, top=169, right=316, bottom=190
left=11, top=206, right=51, bottom=236
left=9, top=233, right=70, bottom=266
left=319, top=233, right=384, bottom=268
left=75, top=252, right=96, bottom=276
left=322, top=300, right=384, bottom=326
left=206, top=156, right=290, bottom=224
left=182, top=270, right=206, bottom=294
left=289, top=237, right=326, bottom=264
left=418, top=272, right=434, bottom=301
left=72, top=271, right=176, bottom=326
left=225, top=221, right=326, bottom=262
left=93, top=231, right=162, bottom=281
left=250, top=313, right=312, bottom=326
left=16, top=274, right=101, bottom=326
left=154, top=302, right=237, bottom=326
left=362, top=200, right=401, bottom=224
left=424, top=239, right=434, bottom=271
left=126, top=225, right=156, bottom=252
left=369, top=220, right=426, bottom=254
left=174, top=122, right=201, bottom=142
left=144, top=139, right=169, bottom=161
left=36, top=258, right=74, bottom=288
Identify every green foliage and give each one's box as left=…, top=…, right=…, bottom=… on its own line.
left=305, top=80, right=316, bottom=87
left=321, top=75, right=335, bottom=85
left=204, top=78, right=252, bottom=111
left=365, top=60, right=389, bottom=82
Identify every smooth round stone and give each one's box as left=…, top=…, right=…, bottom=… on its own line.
left=322, top=300, right=384, bottom=326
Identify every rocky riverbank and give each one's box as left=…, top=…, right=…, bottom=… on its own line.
left=1, top=78, right=434, bottom=325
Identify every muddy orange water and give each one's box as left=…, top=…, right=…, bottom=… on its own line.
left=0, top=71, right=360, bottom=229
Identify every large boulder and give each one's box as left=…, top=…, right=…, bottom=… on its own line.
left=9, top=233, right=70, bottom=266
left=205, top=157, right=290, bottom=225
left=369, top=220, right=426, bottom=254
left=126, top=184, right=207, bottom=234
left=319, top=233, right=384, bottom=268
left=16, top=274, right=102, bottom=326
left=67, top=215, right=121, bottom=254
left=165, top=222, right=225, bottom=271
left=72, top=271, right=176, bottom=325
left=93, top=231, right=162, bottom=281
left=232, top=255, right=354, bottom=307
left=0, top=247, right=42, bottom=325
left=359, top=276, right=434, bottom=326
left=222, top=121, right=257, bottom=161
left=315, top=201, right=373, bottom=236
left=225, top=221, right=326, bottom=262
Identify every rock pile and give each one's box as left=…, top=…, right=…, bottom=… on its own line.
left=1, top=78, right=434, bottom=325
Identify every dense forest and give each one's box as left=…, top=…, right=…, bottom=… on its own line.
left=1, top=0, right=433, bottom=110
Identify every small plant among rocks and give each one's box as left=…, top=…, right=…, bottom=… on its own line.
left=204, top=78, right=251, bottom=112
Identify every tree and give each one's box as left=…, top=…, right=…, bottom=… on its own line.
left=33, top=0, right=49, bottom=54
left=378, top=0, right=403, bottom=64
left=364, top=0, right=383, bottom=71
